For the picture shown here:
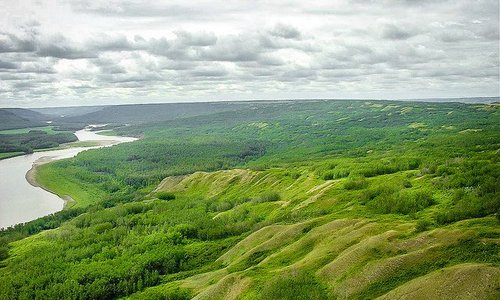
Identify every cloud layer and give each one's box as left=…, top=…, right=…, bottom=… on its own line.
left=0, top=0, right=498, bottom=107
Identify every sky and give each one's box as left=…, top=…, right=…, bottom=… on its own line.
left=0, top=0, right=499, bottom=107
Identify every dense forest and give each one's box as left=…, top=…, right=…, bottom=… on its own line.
left=0, top=129, right=77, bottom=155
left=0, top=100, right=498, bottom=299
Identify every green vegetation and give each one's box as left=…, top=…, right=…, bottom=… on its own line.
left=156, top=191, right=176, bottom=200
left=0, top=108, right=47, bottom=130
left=0, top=130, right=77, bottom=154
left=0, top=151, right=24, bottom=160
left=0, top=126, right=56, bottom=135
left=0, top=100, right=498, bottom=299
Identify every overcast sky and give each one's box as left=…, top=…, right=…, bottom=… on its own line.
left=0, top=0, right=498, bottom=107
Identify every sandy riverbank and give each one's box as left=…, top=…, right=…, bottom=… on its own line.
left=25, top=139, right=119, bottom=208
left=25, top=156, right=77, bottom=208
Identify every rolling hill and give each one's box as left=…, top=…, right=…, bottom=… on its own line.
left=0, top=99, right=498, bottom=299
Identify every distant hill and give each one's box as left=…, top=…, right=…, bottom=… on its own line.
left=403, top=96, right=499, bottom=104
left=31, top=106, right=104, bottom=118
left=57, top=102, right=255, bottom=125
left=0, top=109, right=49, bottom=130
left=7, top=97, right=498, bottom=130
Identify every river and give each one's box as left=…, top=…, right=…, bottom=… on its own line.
left=0, top=128, right=137, bottom=229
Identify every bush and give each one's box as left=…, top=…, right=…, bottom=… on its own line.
left=0, top=246, right=8, bottom=261
left=344, top=176, right=368, bottom=190
left=156, top=192, right=176, bottom=201
left=322, top=172, right=334, bottom=180
left=322, top=169, right=349, bottom=180
left=369, top=189, right=435, bottom=215
left=415, top=219, right=432, bottom=232
left=254, top=192, right=281, bottom=203
left=436, top=191, right=499, bottom=224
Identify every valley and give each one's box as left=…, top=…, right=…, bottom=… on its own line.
left=0, top=99, right=498, bottom=299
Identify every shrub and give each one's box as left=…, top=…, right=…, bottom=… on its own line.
left=436, top=190, right=499, bottom=224
left=403, top=180, right=412, bottom=188
left=344, top=176, right=368, bottom=190
left=213, top=201, right=233, bottom=212
left=156, top=192, right=176, bottom=201
left=173, top=224, right=198, bottom=239
left=0, top=246, right=8, bottom=261
left=415, top=219, right=432, bottom=232
left=252, top=192, right=281, bottom=203
left=94, top=222, right=113, bottom=234
left=369, top=189, right=435, bottom=215
left=322, top=172, right=335, bottom=180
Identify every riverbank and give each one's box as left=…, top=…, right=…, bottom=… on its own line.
left=26, top=139, right=131, bottom=208
left=25, top=156, right=76, bottom=208
left=0, top=128, right=138, bottom=229
left=0, top=152, right=25, bottom=160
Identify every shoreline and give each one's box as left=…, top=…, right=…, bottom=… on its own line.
left=0, top=152, right=25, bottom=161
left=25, top=157, right=76, bottom=208
left=24, top=139, right=128, bottom=209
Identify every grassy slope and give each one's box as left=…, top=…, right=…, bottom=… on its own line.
left=133, top=164, right=499, bottom=299
left=0, top=100, right=498, bottom=299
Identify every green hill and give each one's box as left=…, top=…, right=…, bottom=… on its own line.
left=0, top=108, right=48, bottom=130
left=0, top=100, right=498, bottom=299
left=56, top=101, right=258, bottom=125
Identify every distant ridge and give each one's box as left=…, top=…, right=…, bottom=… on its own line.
left=0, top=108, right=48, bottom=130
left=399, top=96, right=499, bottom=104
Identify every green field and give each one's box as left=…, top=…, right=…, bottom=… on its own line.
left=0, top=100, right=498, bottom=299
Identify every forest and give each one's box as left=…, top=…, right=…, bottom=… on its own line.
left=0, top=129, right=77, bottom=157
left=0, top=100, right=498, bottom=299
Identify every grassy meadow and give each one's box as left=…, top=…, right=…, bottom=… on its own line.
left=0, top=100, right=498, bottom=299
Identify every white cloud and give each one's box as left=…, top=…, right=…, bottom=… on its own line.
left=0, top=0, right=498, bottom=106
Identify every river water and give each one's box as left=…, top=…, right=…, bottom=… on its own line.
left=0, top=129, right=136, bottom=229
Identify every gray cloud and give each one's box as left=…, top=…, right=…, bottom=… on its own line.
left=199, top=35, right=261, bottom=62
left=174, top=31, right=217, bottom=47
left=0, top=0, right=497, bottom=106
left=189, top=66, right=228, bottom=77
left=257, top=54, right=286, bottom=66
left=269, top=24, right=301, bottom=40
left=18, top=61, right=56, bottom=74
left=36, top=35, right=96, bottom=59
left=86, top=34, right=136, bottom=52
left=0, top=60, right=19, bottom=70
left=0, top=33, right=36, bottom=53
left=380, top=24, right=419, bottom=40
left=93, top=58, right=127, bottom=74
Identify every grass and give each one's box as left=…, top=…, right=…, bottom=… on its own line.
left=0, top=100, right=498, bottom=299
left=0, top=151, right=24, bottom=159
left=377, top=263, right=500, bottom=299
left=36, top=163, right=109, bottom=208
